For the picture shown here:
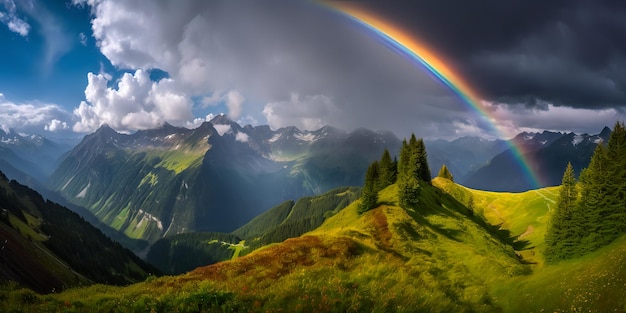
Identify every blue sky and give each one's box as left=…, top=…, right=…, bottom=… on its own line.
left=0, top=0, right=624, bottom=140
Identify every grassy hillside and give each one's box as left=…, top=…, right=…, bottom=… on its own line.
left=433, top=177, right=559, bottom=263
left=3, top=178, right=624, bottom=312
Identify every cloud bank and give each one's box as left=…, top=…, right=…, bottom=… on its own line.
left=67, top=0, right=626, bottom=139
left=0, top=93, right=73, bottom=134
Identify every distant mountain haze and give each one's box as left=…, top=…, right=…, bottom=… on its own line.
left=464, top=127, right=611, bottom=191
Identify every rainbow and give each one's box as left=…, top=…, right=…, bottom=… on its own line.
left=327, top=3, right=541, bottom=189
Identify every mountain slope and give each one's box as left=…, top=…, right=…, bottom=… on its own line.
left=0, top=172, right=157, bottom=294
left=47, top=118, right=400, bottom=243
left=465, top=128, right=610, bottom=191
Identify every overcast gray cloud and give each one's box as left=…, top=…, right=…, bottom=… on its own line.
left=73, top=0, right=626, bottom=139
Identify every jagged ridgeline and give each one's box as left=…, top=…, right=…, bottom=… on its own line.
left=0, top=172, right=157, bottom=294
left=46, top=116, right=400, bottom=244
left=546, top=121, right=626, bottom=261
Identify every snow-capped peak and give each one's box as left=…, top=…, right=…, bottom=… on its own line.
left=294, top=132, right=317, bottom=142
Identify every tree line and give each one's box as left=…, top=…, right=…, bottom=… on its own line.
left=359, top=134, right=432, bottom=213
left=545, top=121, right=626, bottom=262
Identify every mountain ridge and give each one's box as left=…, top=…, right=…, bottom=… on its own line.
left=47, top=118, right=401, bottom=244
left=465, top=126, right=611, bottom=191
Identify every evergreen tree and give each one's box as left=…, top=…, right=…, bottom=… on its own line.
left=545, top=163, right=578, bottom=261
left=409, top=133, right=418, bottom=147
left=416, top=139, right=432, bottom=183
left=605, top=121, right=626, bottom=232
left=398, top=141, right=420, bottom=208
left=437, top=164, right=454, bottom=182
left=579, top=144, right=613, bottom=249
left=398, top=139, right=409, bottom=177
left=378, top=149, right=396, bottom=189
left=359, top=161, right=380, bottom=214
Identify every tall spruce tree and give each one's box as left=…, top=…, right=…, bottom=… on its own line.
left=606, top=121, right=626, bottom=232
left=579, top=144, right=613, bottom=251
left=378, top=149, right=396, bottom=190
left=398, top=135, right=421, bottom=208
left=398, top=139, right=409, bottom=176
left=545, top=163, right=578, bottom=261
left=359, top=161, right=380, bottom=214
left=416, top=139, right=432, bottom=183
left=437, top=164, right=454, bottom=182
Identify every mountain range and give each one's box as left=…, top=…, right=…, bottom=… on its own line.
left=0, top=118, right=609, bottom=249
left=46, top=115, right=401, bottom=244
left=463, top=127, right=612, bottom=191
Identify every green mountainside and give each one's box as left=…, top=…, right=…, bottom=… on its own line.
left=4, top=176, right=624, bottom=312
left=0, top=172, right=157, bottom=294
left=145, top=186, right=361, bottom=274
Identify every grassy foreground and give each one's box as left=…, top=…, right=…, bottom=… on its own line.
left=1, top=178, right=624, bottom=312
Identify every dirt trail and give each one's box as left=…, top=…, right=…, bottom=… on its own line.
left=518, top=225, right=535, bottom=239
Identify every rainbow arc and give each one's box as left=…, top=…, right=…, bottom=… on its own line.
left=329, top=3, right=541, bottom=189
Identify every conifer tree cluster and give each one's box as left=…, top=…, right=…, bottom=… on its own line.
left=437, top=164, right=454, bottom=182
left=545, top=121, right=626, bottom=262
left=359, top=134, right=431, bottom=214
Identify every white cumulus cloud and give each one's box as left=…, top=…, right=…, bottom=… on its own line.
left=72, top=70, right=193, bottom=133
left=213, top=124, right=231, bottom=136
left=0, top=93, right=73, bottom=134
left=225, top=90, right=244, bottom=120
left=235, top=131, right=248, bottom=143
left=45, top=119, right=69, bottom=132
left=0, top=0, right=30, bottom=36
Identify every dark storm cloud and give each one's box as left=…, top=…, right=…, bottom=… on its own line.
left=362, top=0, right=626, bottom=110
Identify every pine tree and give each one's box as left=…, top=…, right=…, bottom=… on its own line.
left=398, top=140, right=420, bottom=208
left=409, top=133, right=418, bottom=147
left=398, top=139, right=409, bottom=177
left=545, top=163, right=577, bottom=261
left=605, top=121, right=626, bottom=232
left=378, top=149, right=396, bottom=190
left=416, top=139, right=432, bottom=183
left=359, top=161, right=380, bottom=214
left=437, top=164, right=454, bottom=182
